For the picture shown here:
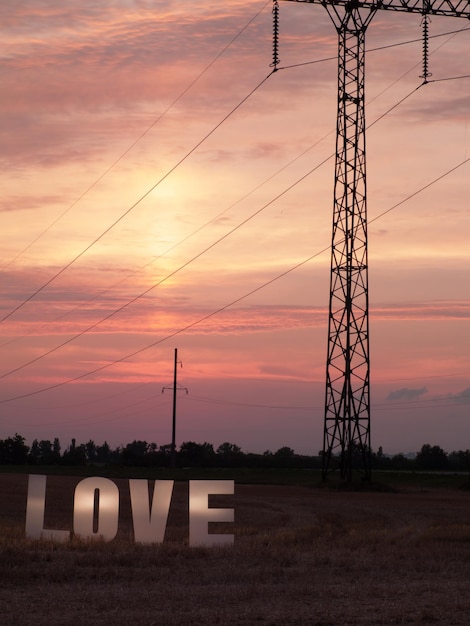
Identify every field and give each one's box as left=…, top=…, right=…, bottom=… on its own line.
left=1, top=470, right=470, bottom=625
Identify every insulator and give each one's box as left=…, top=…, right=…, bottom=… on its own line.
left=270, top=0, right=280, bottom=70
left=419, top=13, right=432, bottom=83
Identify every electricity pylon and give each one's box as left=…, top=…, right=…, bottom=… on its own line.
left=280, top=0, right=470, bottom=481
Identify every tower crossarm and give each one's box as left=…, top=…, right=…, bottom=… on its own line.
left=282, top=0, right=470, bottom=19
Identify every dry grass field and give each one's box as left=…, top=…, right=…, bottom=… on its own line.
left=1, top=472, right=470, bottom=625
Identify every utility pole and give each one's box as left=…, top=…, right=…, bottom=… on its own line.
left=279, top=0, right=470, bottom=481
left=162, top=348, right=188, bottom=468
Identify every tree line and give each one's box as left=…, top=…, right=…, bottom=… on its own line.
left=0, top=434, right=468, bottom=472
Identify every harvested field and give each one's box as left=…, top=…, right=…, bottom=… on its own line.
left=1, top=472, right=470, bottom=625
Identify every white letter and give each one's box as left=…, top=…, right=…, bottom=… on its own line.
left=189, top=480, right=234, bottom=547
left=129, top=479, right=173, bottom=544
left=25, top=475, right=69, bottom=542
left=73, top=477, right=119, bottom=541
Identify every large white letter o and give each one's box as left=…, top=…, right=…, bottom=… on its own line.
left=73, top=477, right=119, bottom=541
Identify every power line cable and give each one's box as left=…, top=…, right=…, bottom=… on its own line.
left=369, top=158, right=469, bottom=224
left=0, top=68, right=399, bottom=351
left=0, top=155, right=467, bottom=405
left=5, top=393, right=172, bottom=429
left=200, top=389, right=470, bottom=412
left=278, top=25, right=470, bottom=70
left=0, top=17, right=460, bottom=282
left=186, top=391, right=470, bottom=412
left=23, top=328, right=470, bottom=424
left=1, top=29, right=466, bottom=396
left=0, top=0, right=272, bottom=274
left=2, top=23, right=461, bottom=333
left=0, top=148, right=332, bottom=380
left=0, top=76, right=426, bottom=370
left=2, top=28, right=467, bottom=434
left=0, top=78, right=275, bottom=326
left=8, top=381, right=469, bottom=431
left=427, top=74, right=470, bottom=82
left=0, top=83, right=455, bottom=381
left=0, top=129, right=329, bottom=351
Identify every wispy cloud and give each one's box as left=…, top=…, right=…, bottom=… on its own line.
left=0, top=194, right=68, bottom=213
left=386, top=387, right=428, bottom=401
left=447, top=387, right=470, bottom=405
left=1, top=1, right=272, bottom=169
left=372, top=301, right=470, bottom=321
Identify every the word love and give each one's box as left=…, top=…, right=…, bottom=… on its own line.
left=25, top=475, right=234, bottom=546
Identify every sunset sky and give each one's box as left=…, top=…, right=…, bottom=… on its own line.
left=1, top=0, right=469, bottom=456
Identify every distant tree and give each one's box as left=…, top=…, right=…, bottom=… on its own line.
left=121, top=440, right=150, bottom=466
left=52, top=438, right=61, bottom=463
left=274, top=446, right=295, bottom=458
left=270, top=446, right=296, bottom=468
left=28, top=439, right=41, bottom=464
left=346, top=442, right=371, bottom=470
left=389, top=453, right=414, bottom=471
left=416, top=444, right=448, bottom=471
left=36, top=439, right=58, bottom=464
left=179, top=441, right=215, bottom=466
left=216, top=442, right=242, bottom=456
left=159, top=443, right=173, bottom=456
left=448, top=449, right=470, bottom=472
left=14, top=434, right=30, bottom=463
left=95, top=441, right=111, bottom=463
left=145, top=442, right=161, bottom=465
left=0, top=434, right=29, bottom=464
left=371, top=446, right=395, bottom=470
left=216, top=442, right=243, bottom=467
left=85, top=440, right=97, bottom=463
left=61, top=439, right=86, bottom=466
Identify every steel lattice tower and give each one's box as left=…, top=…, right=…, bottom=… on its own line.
left=280, top=0, right=470, bottom=481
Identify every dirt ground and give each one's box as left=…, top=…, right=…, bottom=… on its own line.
left=1, top=472, right=470, bottom=625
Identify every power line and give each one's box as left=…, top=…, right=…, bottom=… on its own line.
left=369, top=158, right=469, bottom=224
left=0, top=82, right=463, bottom=382
left=8, top=354, right=468, bottom=430
left=0, top=149, right=327, bottom=380
left=0, top=77, right=275, bottom=326
left=0, top=0, right=272, bottom=274
left=0, top=122, right=386, bottom=377
left=20, top=359, right=468, bottom=427
left=2, top=21, right=464, bottom=325
left=0, top=125, right=330, bottom=352
left=4, top=393, right=172, bottom=430
left=1, top=58, right=466, bottom=385
left=427, top=74, right=470, bottom=82
left=0, top=64, right=426, bottom=354
left=186, top=391, right=470, bottom=412
left=277, top=25, right=470, bottom=70
left=0, top=75, right=428, bottom=374
left=1, top=26, right=467, bottom=398
left=0, top=155, right=466, bottom=405
left=2, top=23, right=462, bottom=333
left=7, top=382, right=468, bottom=432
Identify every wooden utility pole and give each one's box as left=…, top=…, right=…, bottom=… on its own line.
left=162, top=348, right=188, bottom=468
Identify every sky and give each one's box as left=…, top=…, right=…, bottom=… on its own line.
left=0, top=0, right=469, bottom=456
